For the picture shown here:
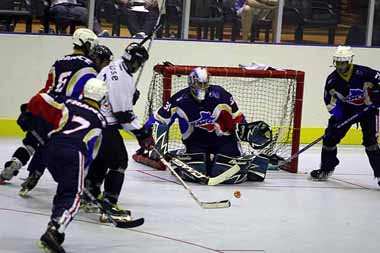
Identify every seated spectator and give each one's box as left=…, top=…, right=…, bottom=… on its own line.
left=49, top=0, right=103, bottom=35
left=118, top=0, right=163, bottom=38
left=234, top=0, right=277, bottom=41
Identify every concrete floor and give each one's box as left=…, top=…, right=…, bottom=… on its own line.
left=0, top=139, right=379, bottom=253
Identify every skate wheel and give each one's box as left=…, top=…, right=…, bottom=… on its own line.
left=99, top=214, right=108, bottom=223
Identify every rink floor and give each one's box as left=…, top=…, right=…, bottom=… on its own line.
left=0, top=138, right=379, bottom=253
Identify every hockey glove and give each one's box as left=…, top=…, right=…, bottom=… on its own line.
left=132, top=127, right=155, bottom=150
left=235, top=121, right=272, bottom=149
left=369, top=86, right=380, bottom=107
left=132, top=89, right=140, bottom=105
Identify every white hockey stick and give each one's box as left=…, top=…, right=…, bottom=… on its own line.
left=152, top=148, right=231, bottom=209
left=169, top=156, right=240, bottom=186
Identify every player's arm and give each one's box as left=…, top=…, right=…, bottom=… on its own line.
left=323, top=76, right=345, bottom=121
left=363, top=67, right=380, bottom=106
left=40, top=66, right=56, bottom=93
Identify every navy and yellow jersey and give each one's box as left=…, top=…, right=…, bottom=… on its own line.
left=49, top=99, right=107, bottom=166
left=324, top=64, right=380, bottom=116
left=42, top=54, right=97, bottom=99
left=147, top=85, right=245, bottom=144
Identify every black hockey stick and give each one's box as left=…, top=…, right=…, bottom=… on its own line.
left=274, top=105, right=377, bottom=169
left=152, top=147, right=231, bottom=209
left=83, top=188, right=144, bottom=228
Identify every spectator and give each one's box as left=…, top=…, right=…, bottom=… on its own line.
left=118, top=0, right=163, bottom=38
left=234, top=0, right=277, bottom=41
left=49, top=0, right=103, bottom=35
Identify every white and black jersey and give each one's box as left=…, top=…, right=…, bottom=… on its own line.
left=98, top=58, right=141, bottom=131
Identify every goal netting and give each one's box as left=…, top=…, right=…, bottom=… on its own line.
left=144, top=64, right=305, bottom=173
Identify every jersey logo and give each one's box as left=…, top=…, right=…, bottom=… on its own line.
left=347, top=88, right=364, bottom=106
left=192, top=111, right=216, bottom=132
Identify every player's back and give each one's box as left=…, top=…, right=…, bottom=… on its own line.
left=45, top=54, right=98, bottom=99
left=50, top=98, right=106, bottom=155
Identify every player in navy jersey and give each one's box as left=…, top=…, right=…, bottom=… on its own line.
left=0, top=30, right=109, bottom=191
left=5, top=78, right=107, bottom=253
left=138, top=67, right=269, bottom=184
left=310, top=46, right=380, bottom=187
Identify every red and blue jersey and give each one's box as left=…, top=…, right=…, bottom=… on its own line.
left=150, top=85, right=245, bottom=146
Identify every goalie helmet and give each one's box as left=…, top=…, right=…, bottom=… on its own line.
left=122, top=43, right=149, bottom=73
left=83, top=78, right=108, bottom=103
left=333, top=46, right=354, bottom=74
left=72, top=28, right=99, bottom=55
left=188, top=67, right=209, bottom=101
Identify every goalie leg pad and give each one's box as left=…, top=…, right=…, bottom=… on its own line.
left=211, top=154, right=247, bottom=184
left=173, top=153, right=207, bottom=183
left=246, top=155, right=269, bottom=182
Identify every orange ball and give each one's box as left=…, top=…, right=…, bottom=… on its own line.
left=233, top=190, right=241, bottom=198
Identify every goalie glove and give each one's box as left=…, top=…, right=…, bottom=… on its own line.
left=235, top=121, right=273, bottom=149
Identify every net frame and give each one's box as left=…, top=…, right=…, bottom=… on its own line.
left=146, top=64, right=305, bottom=173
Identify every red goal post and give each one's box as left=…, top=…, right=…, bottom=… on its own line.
left=145, top=64, right=305, bottom=173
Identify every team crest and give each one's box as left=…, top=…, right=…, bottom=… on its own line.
left=347, top=88, right=364, bottom=106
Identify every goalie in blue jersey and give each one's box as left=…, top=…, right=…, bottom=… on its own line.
left=310, top=46, right=380, bottom=187
left=134, top=67, right=272, bottom=184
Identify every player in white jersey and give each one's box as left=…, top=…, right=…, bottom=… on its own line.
left=83, top=43, right=154, bottom=218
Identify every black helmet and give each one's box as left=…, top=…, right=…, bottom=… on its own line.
left=90, top=45, right=113, bottom=62
left=122, top=43, right=149, bottom=73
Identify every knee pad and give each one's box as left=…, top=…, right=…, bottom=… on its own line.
left=212, top=154, right=247, bottom=184
left=174, top=153, right=207, bottom=183
left=246, top=155, right=269, bottom=182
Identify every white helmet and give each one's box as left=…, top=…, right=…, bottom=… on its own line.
left=83, top=78, right=108, bottom=103
left=188, top=67, right=209, bottom=101
left=333, top=45, right=354, bottom=64
left=72, top=28, right=99, bottom=51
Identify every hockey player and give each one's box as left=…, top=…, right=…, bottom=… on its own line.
left=14, top=78, right=107, bottom=253
left=83, top=42, right=155, bottom=218
left=0, top=31, right=109, bottom=192
left=310, top=46, right=380, bottom=187
left=138, top=67, right=270, bottom=184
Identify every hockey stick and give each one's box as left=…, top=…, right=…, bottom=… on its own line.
left=168, top=154, right=240, bottom=186
left=152, top=147, right=231, bottom=209
left=83, top=188, right=144, bottom=228
left=274, top=105, right=377, bottom=169
left=134, top=0, right=166, bottom=88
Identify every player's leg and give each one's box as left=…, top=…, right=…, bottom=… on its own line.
left=19, top=146, right=47, bottom=196
left=209, top=138, right=248, bottom=184
left=360, top=109, right=380, bottom=186
left=39, top=145, right=84, bottom=253
left=171, top=153, right=208, bottom=183
left=0, top=131, right=38, bottom=182
left=310, top=116, right=352, bottom=181
left=245, top=154, right=269, bottom=182
left=101, top=127, right=130, bottom=216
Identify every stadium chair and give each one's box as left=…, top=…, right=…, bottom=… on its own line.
left=189, top=0, right=224, bottom=40
left=283, top=0, right=339, bottom=44
left=0, top=0, right=33, bottom=33
left=96, top=0, right=121, bottom=36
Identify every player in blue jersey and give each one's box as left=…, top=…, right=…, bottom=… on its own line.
left=310, top=46, right=380, bottom=187
left=6, top=78, right=107, bottom=253
left=0, top=30, right=110, bottom=192
left=137, top=67, right=271, bottom=184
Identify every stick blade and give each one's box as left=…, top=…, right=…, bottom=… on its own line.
left=200, top=200, right=231, bottom=209
left=115, top=217, right=145, bottom=228
left=207, top=165, right=240, bottom=186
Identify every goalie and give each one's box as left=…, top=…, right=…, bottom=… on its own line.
left=133, top=67, right=272, bottom=184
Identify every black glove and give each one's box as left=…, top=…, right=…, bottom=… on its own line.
left=132, top=89, right=140, bottom=105
left=16, top=111, right=34, bottom=132
left=369, top=87, right=380, bottom=106
left=131, top=127, right=155, bottom=150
